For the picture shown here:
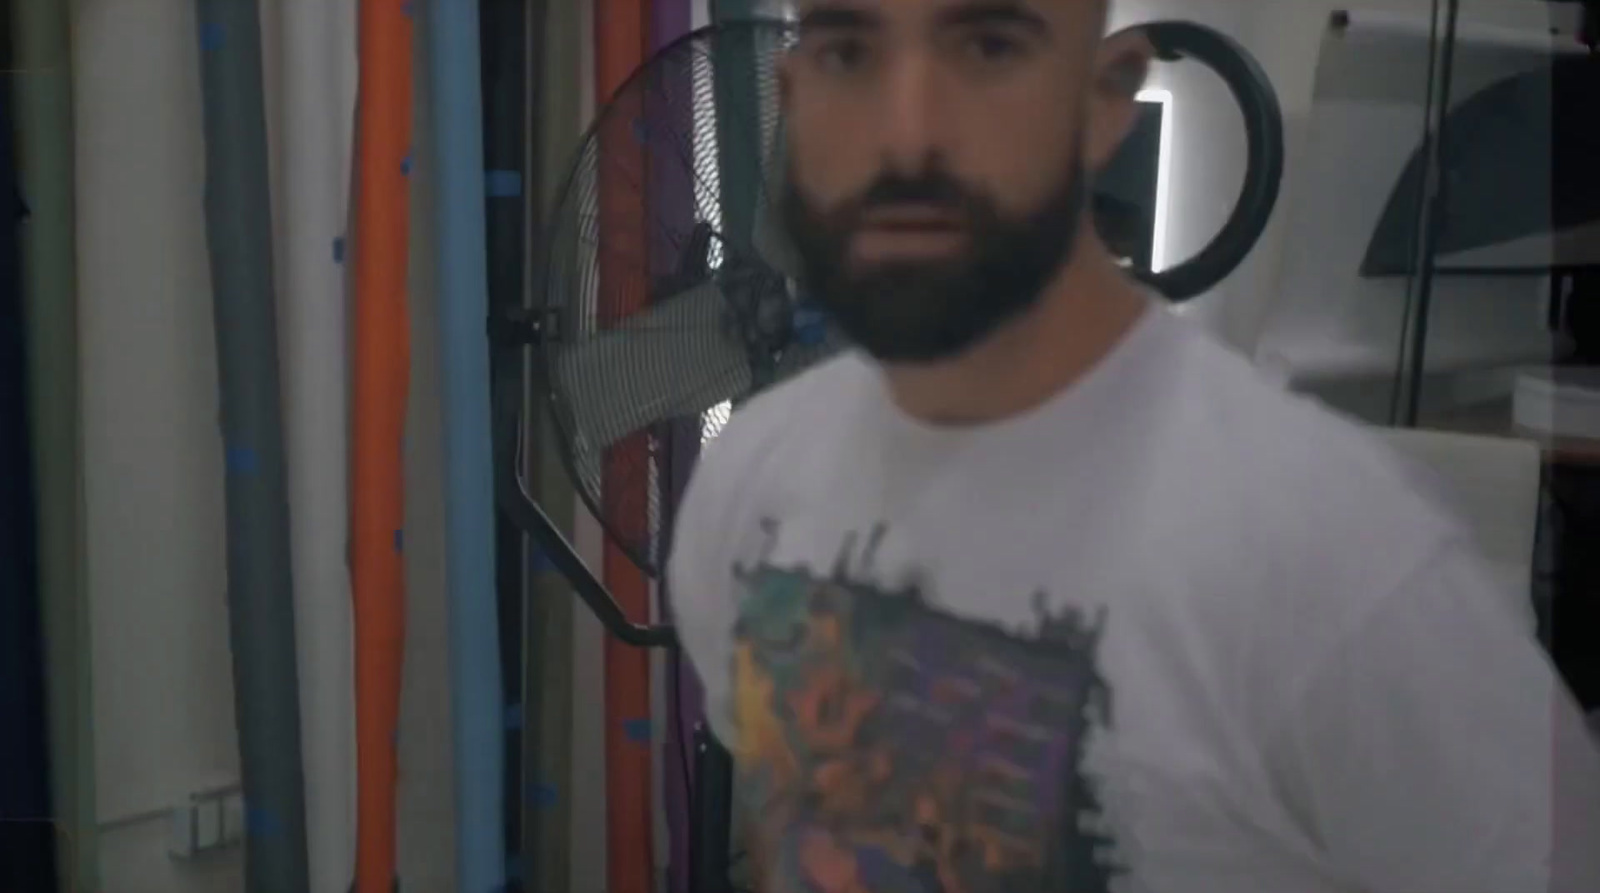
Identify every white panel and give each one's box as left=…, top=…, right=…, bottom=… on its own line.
left=74, top=0, right=240, bottom=834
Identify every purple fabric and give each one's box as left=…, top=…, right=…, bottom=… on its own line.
left=646, top=2, right=702, bottom=891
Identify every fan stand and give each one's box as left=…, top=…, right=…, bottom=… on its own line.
left=690, top=724, right=737, bottom=893
left=489, top=308, right=738, bottom=893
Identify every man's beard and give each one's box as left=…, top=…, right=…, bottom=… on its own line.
left=780, top=154, right=1089, bottom=364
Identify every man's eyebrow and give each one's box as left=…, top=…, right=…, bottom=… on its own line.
left=934, top=0, right=1049, bottom=32
left=796, top=4, right=880, bottom=33
left=795, top=1, right=1049, bottom=38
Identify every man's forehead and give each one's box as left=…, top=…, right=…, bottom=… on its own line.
left=793, top=0, right=1065, bottom=16
left=791, top=0, right=1108, bottom=41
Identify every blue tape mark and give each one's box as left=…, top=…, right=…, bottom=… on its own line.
left=504, top=703, right=523, bottom=731
left=199, top=23, right=225, bottom=52
left=524, top=782, right=559, bottom=809
left=792, top=305, right=830, bottom=346
left=332, top=236, right=346, bottom=264
left=623, top=718, right=652, bottom=742
left=225, top=447, right=259, bottom=475
left=245, top=806, right=281, bottom=838
left=393, top=529, right=404, bottom=552
left=400, top=152, right=413, bottom=177
left=632, top=118, right=651, bottom=146
left=527, top=546, right=553, bottom=575
left=506, top=856, right=524, bottom=883
left=485, top=170, right=522, bottom=198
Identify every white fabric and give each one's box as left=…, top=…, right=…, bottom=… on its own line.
left=1378, top=427, right=1543, bottom=632
left=669, top=305, right=1600, bottom=893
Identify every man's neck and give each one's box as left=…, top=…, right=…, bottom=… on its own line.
left=881, top=246, right=1152, bottom=427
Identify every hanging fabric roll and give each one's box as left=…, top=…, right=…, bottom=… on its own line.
left=351, top=0, right=415, bottom=889
left=192, top=0, right=312, bottom=890
left=273, top=1, right=360, bottom=890
left=426, top=0, right=507, bottom=890
left=593, top=0, right=657, bottom=889
left=644, top=2, right=700, bottom=890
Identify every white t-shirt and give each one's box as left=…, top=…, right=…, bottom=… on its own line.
left=667, top=304, right=1600, bottom=893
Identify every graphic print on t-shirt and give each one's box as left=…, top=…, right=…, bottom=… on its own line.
left=729, top=521, right=1121, bottom=893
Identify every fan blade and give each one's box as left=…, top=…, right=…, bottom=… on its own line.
left=552, top=281, right=752, bottom=450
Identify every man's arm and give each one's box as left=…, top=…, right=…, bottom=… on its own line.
left=666, top=450, right=742, bottom=747
left=667, top=463, right=762, bottom=888
left=1264, top=540, right=1600, bottom=893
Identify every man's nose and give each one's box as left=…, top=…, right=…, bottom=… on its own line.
left=878, top=53, right=947, bottom=173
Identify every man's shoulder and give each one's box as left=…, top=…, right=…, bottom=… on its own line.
left=679, top=351, right=871, bottom=516
left=703, top=350, right=873, bottom=464
left=1181, top=327, right=1434, bottom=505
left=1163, top=327, right=1463, bottom=584
left=1158, top=337, right=1487, bottom=712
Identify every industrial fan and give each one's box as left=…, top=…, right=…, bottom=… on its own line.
left=492, top=15, right=1285, bottom=892
left=537, top=18, right=835, bottom=577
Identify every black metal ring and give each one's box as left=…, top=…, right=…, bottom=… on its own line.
left=1128, top=21, right=1286, bottom=302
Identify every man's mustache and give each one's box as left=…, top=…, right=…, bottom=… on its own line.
left=827, top=171, right=991, bottom=226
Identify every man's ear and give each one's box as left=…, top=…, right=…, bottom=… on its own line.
left=1084, top=27, right=1155, bottom=172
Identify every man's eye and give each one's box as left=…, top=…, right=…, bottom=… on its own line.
left=964, top=32, right=1024, bottom=63
left=815, top=38, right=869, bottom=73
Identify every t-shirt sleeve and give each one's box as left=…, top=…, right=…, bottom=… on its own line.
left=666, top=455, right=743, bottom=752
left=1262, top=540, right=1600, bottom=893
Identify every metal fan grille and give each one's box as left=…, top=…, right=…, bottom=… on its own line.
left=701, top=400, right=734, bottom=444
left=537, top=20, right=795, bottom=574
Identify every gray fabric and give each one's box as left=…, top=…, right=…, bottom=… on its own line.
left=193, top=1, right=311, bottom=888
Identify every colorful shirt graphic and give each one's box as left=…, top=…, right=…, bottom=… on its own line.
left=729, top=524, right=1121, bottom=893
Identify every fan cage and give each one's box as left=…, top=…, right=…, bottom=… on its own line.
left=535, top=19, right=795, bottom=576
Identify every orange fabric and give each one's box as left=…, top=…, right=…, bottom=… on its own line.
left=595, top=1, right=656, bottom=891
left=351, top=1, right=413, bottom=891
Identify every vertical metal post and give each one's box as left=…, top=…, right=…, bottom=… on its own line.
left=689, top=724, right=736, bottom=893
left=1390, top=0, right=1461, bottom=427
